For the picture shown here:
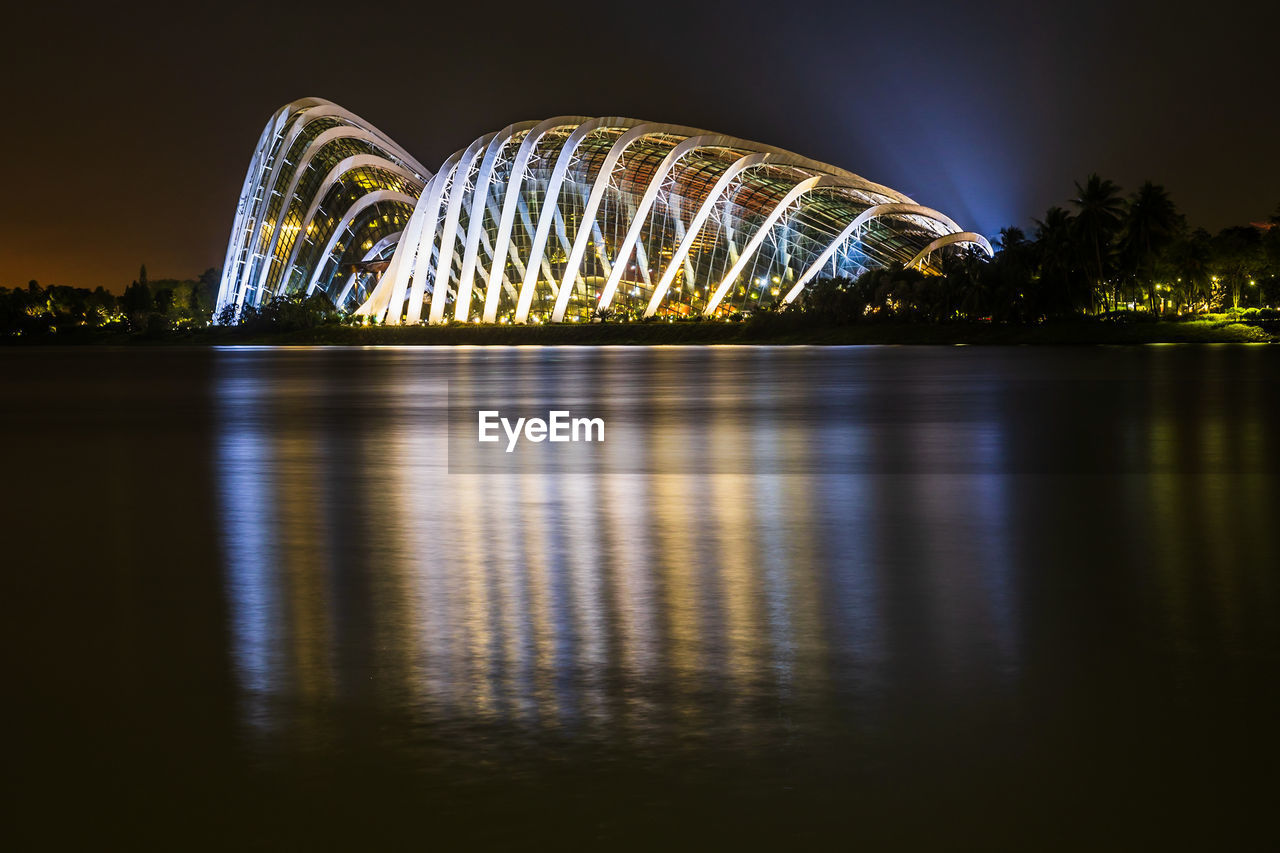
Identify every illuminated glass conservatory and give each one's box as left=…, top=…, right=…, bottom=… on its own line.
left=217, top=100, right=991, bottom=322
left=215, top=98, right=430, bottom=316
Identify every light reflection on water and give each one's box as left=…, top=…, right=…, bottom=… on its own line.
left=5, top=344, right=1280, bottom=845
left=206, top=343, right=1280, bottom=837
left=212, top=348, right=1061, bottom=749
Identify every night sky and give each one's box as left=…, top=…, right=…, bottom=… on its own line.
left=6, top=0, right=1277, bottom=290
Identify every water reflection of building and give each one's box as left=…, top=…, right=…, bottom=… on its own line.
left=212, top=348, right=1026, bottom=746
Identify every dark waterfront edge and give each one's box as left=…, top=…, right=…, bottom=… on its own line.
left=3, top=317, right=1276, bottom=346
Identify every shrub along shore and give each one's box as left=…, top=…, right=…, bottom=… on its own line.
left=7, top=312, right=1274, bottom=346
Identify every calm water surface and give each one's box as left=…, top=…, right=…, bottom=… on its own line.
left=4, top=346, right=1278, bottom=849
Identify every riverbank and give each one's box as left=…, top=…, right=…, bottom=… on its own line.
left=5, top=316, right=1276, bottom=346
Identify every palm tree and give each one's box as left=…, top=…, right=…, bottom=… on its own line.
left=1071, top=174, right=1124, bottom=312
left=990, top=227, right=1035, bottom=319
left=1120, top=181, right=1182, bottom=313
left=996, top=226, right=1028, bottom=253
left=940, top=246, right=988, bottom=320
left=1034, top=206, right=1079, bottom=315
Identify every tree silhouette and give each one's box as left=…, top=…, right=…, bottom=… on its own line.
left=1120, top=181, right=1182, bottom=312
left=1034, top=206, right=1080, bottom=315
left=1211, top=226, right=1264, bottom=308
left=1071, top=174, right=1124, bottom=312
left=1168, top=228, right=1213, bottom=312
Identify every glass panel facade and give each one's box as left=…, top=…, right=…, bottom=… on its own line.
left=216, top=99, right=429, bottom=318
left=219, top=104, right=990, bottom=324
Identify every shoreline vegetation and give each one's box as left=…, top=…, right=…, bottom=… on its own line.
left=5, top=179, right=1277, bottom=347
left=3, top=313, right=1274, bottom=346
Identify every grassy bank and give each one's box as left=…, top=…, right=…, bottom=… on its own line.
left=7, top=316, right=1276, bottom=347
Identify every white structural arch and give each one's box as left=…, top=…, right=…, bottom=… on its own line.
left=270, top=153, right=423, bottom=299
left=239, top=104, right=424, bottom=307
left=906, top=232, right=994, bottom=270
left=363, top=231, right=403, bottom=261
left=217, top=102, right=297, bottom=311
left=482, top=116, right=592, bottom=322
left=254, top=129, right=425, bottom=300
left=457, top=122, right=539, bottom=323
left=702, top=175, right=832, bottom=315
left=303, top=189, right=418, bottom=294
left=366, top=160, right=457, bottom=323
left=641, top=150, right=775, bottom=317
left=217, top=98, right=430, bottom=317
left=220, top=104, right=993, bottom=325
left=594, top=133, right=726, bottom=314
left=431, top=134, right=498, bottom=323
left=403, top=152, right=466, bottom=324
left=549, top=121, right=717, bottom=323
left=512, top=117, right=643, bottom=323
left=229, top=101, right=348, bottom=311
left=781, top=203, right=963, bottom=304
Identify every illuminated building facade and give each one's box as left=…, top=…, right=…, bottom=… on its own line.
left=215, top=98, right=431, bottom=316
left=218, top=101, right=992, bottom=322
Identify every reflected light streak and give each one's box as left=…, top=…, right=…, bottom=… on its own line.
left=213, top=347, right=1034, bottom=747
